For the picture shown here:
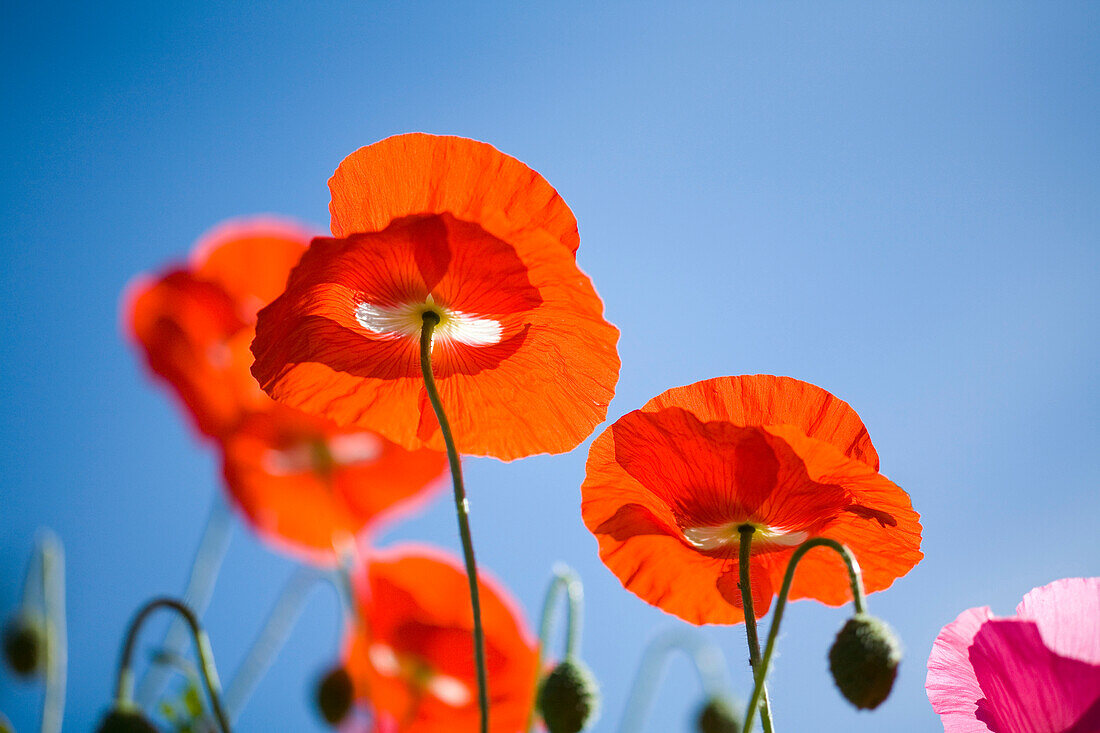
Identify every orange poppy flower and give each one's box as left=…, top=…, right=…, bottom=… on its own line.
left=580, top=375, right=922, bottom=626
left=220, top=405, right=447, bottom=563
left=250, top=135, right=620, bottom=460
left=343, top=546, right=537, bottom=732
left=124, top=218, right=313, bottom=438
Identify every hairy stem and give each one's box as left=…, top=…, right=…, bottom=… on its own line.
left=737, top=525, right=774, bottom=733
left=741, top=538, right=867, bottom=733
left=420, top=312, right=489, bottom=733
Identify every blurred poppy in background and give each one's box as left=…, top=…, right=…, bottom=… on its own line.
left=124, top=218, right=313, bottom=438
left=125, top=218, right=448, bottom=559
left=221, top=405, right=447, bottom=563
left=251, top=134, right=620, bottom=460
left=581, top=375, right=923, bottom=625
left=927, top=577, right=1100, bottom=733
left=342, top=546, right=538, bottom=732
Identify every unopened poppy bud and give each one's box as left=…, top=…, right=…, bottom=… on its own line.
left=696, top=696, right=742, bottom=733
left=94, top=708, right=161, bottom=733
left=538, top=659, right=600, bottom=733
left=3, top=614, right=45, bottom=678
left=828, top=613, right=901, bottom=710
left=316, top=665, right=354, bottom=726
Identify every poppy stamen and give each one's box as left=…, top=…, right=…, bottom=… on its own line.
left=354, top=295, right=502, bottom=347
left=683, top=522, right=809, bottom=552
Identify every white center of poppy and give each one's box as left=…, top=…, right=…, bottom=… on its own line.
left=261, top=432, right=382, bottom=475
left=367, top=643, right=472, bottom=707
left=326, top=432, right=383, bottom=465
left=354, top=294, right=502, bottom=346
left=682, top=522, right=809, bottom=552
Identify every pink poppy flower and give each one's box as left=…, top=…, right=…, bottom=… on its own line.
left=926, top=577, right=1100, bottom=732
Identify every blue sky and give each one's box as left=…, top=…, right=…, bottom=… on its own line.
left=2, top=2, right=1098, bottom=731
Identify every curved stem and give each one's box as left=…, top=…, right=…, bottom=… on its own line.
left=616, top=628, right=732, bottom=733
left=225, top=567, right=327, bottom=721
left=737, top=526, right=774, bottom=733
left=420, top=312, right=489, bottom=733
left=137, top=496, right=233, bottom=705
left=112, top=598, right=232, bottom=733
left=527, top=565, right=585, bottom=732
left=741, top=538, right=866, bottom=733
left=39, top=530, right=66, bottom=733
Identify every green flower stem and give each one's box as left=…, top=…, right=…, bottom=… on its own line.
left=420, top=312, right=490, bottom=733
left=137, top=496, right=233, bottom=706
left=225, top=567, right=326, bottom=721
left=738, top=525, right=774, bottom=733
left=527, top=564, right=585, bottom=733
left=741, top=538, right=867, bottom=733
left=39, top=530, right=66, bottom=733
left=615, top=628, right=732, bottom=733
left=112, top=598, right=231, bottom=733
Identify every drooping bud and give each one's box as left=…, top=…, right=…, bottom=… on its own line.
left=537, top=659, right=600, bottom=733
left=3, top=614, right=45, bottom=678
left=316, top=665, right=354, bottom=726
left=828, top=613, right=901, bottom=710
left=94, top=708, right=161, bottom=733
left=696, top=695, right=742, bottom=733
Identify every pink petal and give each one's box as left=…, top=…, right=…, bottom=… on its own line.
left=1015, top=577, right=1100, bottom=665
left=926, top=606, right=996, bottom=732
left=970, top=618, right=1100, bottom=733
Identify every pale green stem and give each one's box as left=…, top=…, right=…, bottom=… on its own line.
left=113, top=597, right=231, bottom=733
left=224, top=567, right=327, bottom=721
left=420, top=312, right=489, bottom=733
left=741, top=538, right=867, bottom=733
left=137, top=496, right=233, bottom=705
left=39, top=530, right=66, bottom=733
left=738, top=525, right=774, bottom=733
left=526, top=564, right=585, bottom=733
left=616, top=628, right=732, bottom=733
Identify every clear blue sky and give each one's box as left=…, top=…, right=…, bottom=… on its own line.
left=2, top=2, right=1098, bottom=731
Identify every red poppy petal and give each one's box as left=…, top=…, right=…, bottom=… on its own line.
left=220, top=406, right=446, bottom=563
left=124, top=270, right=257, bottom=437
left=189, top=217, right=313, bottom=316
left=642, top=375, right=880, bottom=469
left=328, top=134, right=579, bottom=255
left=344, top=546, right=537, bottom=733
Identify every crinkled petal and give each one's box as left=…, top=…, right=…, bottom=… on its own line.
left=641, top=374, right=880, bottom=469
left=328, top=133, right=579, bottom=255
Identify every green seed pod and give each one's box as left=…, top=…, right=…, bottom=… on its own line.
left=696, top=695, right=742, bottom=733
left=538, top=659, right=600, bottom=733
left=316, top=665, right=354, bottom=726
left=828, top=613, right=901, bottom=710
left=3, top=615, right=45, bottom=678
left=94, top=708, right=161, bottom=733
